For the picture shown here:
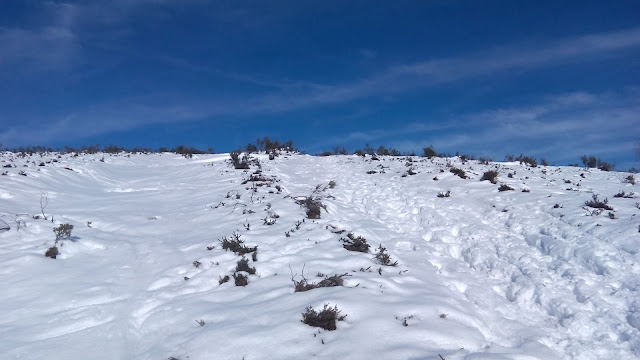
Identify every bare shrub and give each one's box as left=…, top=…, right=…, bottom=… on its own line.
left=498, top=184, right=514, bottom=192
left=450, top=167, right=467, bottom=179
left=437, top=190, right=451, bottom=198
left=584, top=194, right=613, bottom=210
left=233, top=272, right=249, bottom=286
left=480, top=170, right=499, bottom=184
left=581, top=155, right=614, bottom=171
left=423, top=146, right=438, bottom=159
left=374, top=244, right=398, bottom=266
left=40, top=191, right=49, bottom=220
left=291, top=269, right=349, bottom=292
left=301, top=304, right=346, bottom=331
left=45, top=246, right=59, bottom=259
left=53, top=223, right=73, bottom=241
left=235, top=257, right=256, bottom=275
left=230, top=151, right=249, bottom=169
left=218, top=275, right=230, bottom=284
left=340, top=233, right=370, bottom=253
left=478, top=157, right=492, bottom=165
left=294, top=196, right=325, bottom=219
left=624, top=175, right=636, bottom=185
left=219, top=232, right=257, bottom=255
left=516, top=154, right=537, bottom=167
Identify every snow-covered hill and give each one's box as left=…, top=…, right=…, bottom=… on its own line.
left=1, top=152, right=638, bottom=360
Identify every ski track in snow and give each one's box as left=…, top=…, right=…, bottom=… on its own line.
left=0, top=152, right=638, bottom=359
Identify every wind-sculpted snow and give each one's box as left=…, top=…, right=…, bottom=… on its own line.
left=0, top=152, right=638, bottom=359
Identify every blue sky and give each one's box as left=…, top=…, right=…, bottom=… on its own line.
left=1, top=1, right=639, bottom=168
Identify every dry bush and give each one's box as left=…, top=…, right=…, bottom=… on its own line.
left=229, top=151, right=250, bottom=169
left=585, top=194, right=613, bottom=210
left=450, top=167, right=467, bottom=179
left=301, top=304, right=346, bottom=331
left=374, top=244, right=398, bottom=266
left=45, top=246, right=59, bottom=259
left=623, top=175, right=636, bottom=185
left=235, top=257, right=256, bottom=275
left=340, top=233, right=370, bottom=253
left=292, top=272, right=349, bottom=292
left=481, top=170, right=499, bottom=184
left=53, top=223, right=73, bottom=241
left=233, top=272, right=249, bottom=286
left=219, top=232, right=257, bottom=255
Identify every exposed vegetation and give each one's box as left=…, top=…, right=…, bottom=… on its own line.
left=584, top=194, right=613, bottom=210
left=581, top=155, right=614, bottom=172
left=481, top=170, right=499, bottom=184
left=219, top=233, right=258, bottom=255
left=374, top=244, right=398, bottom=266
left=301, top=304, right=346, bottom=331
left=340, top=233, right=370, bottom=253
left=450, top=167, right=467, bottom=179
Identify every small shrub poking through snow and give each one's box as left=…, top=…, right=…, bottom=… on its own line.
left=481, top=170, right=499, bottom=184
left=584, top=194, right=613, bottom=210
left=498, top=184, right=514, bottom=192
left=301, top=304, right=346, bottom=331
left=623, top=175, right=636, bottom=185
left=45, top=246, right=59, bottom=259
left=229, top=151, right=250, bottom=169
left=293, top=273, right=349, bottom=292
left=437, top=190, right=451, bottom=198
left=296, top=196, right=325, bottom=219
left=219, top=232, right=257, bottom=255
left=53, top=223, right=73, bottom=241
left=340, top=233, right=370, bottom=253
left=233, top=272, right=249, bottom=286
left=218, top=275, right=230, bottom=285
left=450, top=167, right=467, bottom=179
left=235, top=257, right=256, bottom=275
left=305, top=198, right=323, bottom=218
left=374, top=244, right=398, bottom=266
left=46, top=223, right=74, bottom=259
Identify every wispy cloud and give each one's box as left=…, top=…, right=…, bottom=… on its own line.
left=154, top=26, right=640, bottom=116
left=1, top=10, right=639, bottom=150
left=0, top=2, right=84, bottom=75
left=318, top=88, right=639, bottom=165
left=0, top=25, right=79, bottom=73
left=295, top=27, right=640, bottom=108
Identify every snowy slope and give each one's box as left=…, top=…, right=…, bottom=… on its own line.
left=0, top=152, right=638, bottom=360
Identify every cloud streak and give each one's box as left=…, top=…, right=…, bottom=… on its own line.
left=323, top=88, right=639, bottom=166
left=1, top=17, right=639, bottom=149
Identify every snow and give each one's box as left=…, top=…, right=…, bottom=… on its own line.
left=0, top=152, right=638, bottom=359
